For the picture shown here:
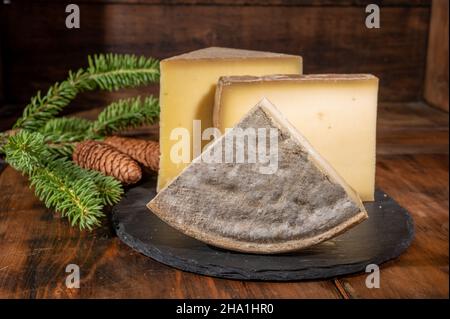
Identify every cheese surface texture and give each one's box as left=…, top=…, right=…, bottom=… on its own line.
left=157, top=47, right=302, bottom=191
left=214, top=74, right=378, bottom=201
left=148, top=99, right=367, bottom=254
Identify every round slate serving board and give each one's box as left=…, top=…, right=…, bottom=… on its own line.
left=112, top=177, right=414, bottom=281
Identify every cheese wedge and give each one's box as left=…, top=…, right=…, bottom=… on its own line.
left=157, top=47, right=302, bottom=191
left=214, top=74, right=378, bottom=201
left=148, top=99, right=368, bottom=254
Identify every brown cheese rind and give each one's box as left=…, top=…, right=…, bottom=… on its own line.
left=163, top=46, right=302, bottom=61
left=218, top=74, right=378, bottom=84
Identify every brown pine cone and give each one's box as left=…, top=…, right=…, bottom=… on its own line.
left=73, top=140, right=142, bottom=185
left=103, top=136, right=159, bottom=171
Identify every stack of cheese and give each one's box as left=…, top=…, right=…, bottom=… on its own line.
left=148, top=47, right=379, bottom=254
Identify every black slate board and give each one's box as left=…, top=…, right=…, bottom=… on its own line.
left=112, top=177, right=414, bottom=281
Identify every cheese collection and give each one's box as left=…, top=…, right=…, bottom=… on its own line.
left=148, top=99, right=368, bottom=254
left=149, top=47, right=379, bottom=254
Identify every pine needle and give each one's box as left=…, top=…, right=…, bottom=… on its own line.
left=13, top=54, right=160, bottom=131
left=31, top=160, right=104, bottom=230
left=3, top=131, right=123, bottom=230
left=40, top=117, right=95, bottom=157
left=41, top=117, right=92, bottom=135
left=91, top=96, right=160, bottom=136
left=13, top=70, right=90, bottom=131
left=87, top=53, right=160, bottom=91
left=2, top=130, right=48, bottom=174
left=66, top=164, right=124, bottom=206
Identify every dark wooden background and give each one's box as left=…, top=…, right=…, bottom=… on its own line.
left=0, top=0, right=446, bottom=126
left=0, top=0, right=448, bottom=299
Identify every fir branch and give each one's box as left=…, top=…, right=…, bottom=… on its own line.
left=87, top=54, right=160, bottom=91
left=47, top=156, right=123, bottom=206
left=39, top=117, right=95, bottom=157
left=37, top=96, right=160, bottom=156
left=91, top=96, right=159, bottom=136
left=80, top=170, right=123, bottom=206
left=13, top=70, right=90, bottom=131
left=59, top=158, right=124, bottom=206
left=45, top=139, right=79, bottom=158
left=1, top=53, right=160, bottom=230
left=0, top=132, right=8, bottom=154
left=31, top=160, right=104, bottom=230
left=2, top=130, right=49, bottom=174
left=13, top=54, right=160, bottom=131
left=3, top=131, right=123, bottom=230
left=40, top=117, right=92, bottom=135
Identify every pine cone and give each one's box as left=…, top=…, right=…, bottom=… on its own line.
left=73, top=140, right=142, bottom=184
left=104, top=136, right=159, bottom=171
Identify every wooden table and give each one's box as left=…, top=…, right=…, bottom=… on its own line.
left=0, top=102, right=448, bottom=299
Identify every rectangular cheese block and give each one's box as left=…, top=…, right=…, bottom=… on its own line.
left=214, top=74, right=378, bottom=201
left=157, top=47, right=302, bottom=191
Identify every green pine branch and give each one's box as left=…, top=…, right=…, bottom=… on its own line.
left=39, top=117, right=95, bottom=157
left=66, top=164, right=124, bottom=206
left=31, top=96, right=159, bottom=157
left=88, top=171, right=123, bottom=206
left=13, top=54, right=160, bottom=131
left=87, top=54, right=160, bottom=91
left=1, top=53, right=160, bottom=231
left=0, top=132, right=7, bottom=154
left=13, top=70, right=91, bottom=131
left=2, top=130, right=48, bottom=175
left=43, top=135, right=83, bottom=158
left=31, top=160, right=104, bottom=230
left=3, top=131, right=123, bottom=230
left=41, top=117, right=92, bottom=135
left=91, top=96, right=160, bottom=136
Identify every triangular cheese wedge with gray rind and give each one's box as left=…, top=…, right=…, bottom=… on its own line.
left=148, top=99, right=368, bottom=254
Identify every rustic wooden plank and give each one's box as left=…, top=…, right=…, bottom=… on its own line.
left=335, top=153, right=449, bottom=298
left=377, top=129, right=449, bottom=155
left=377, top=102, right=449, bottom=155
left=1, top=155, right=447, bottom=298
left=424, top=0, right=449, bottom=112
left=9, top=0, right=431, bottom=6
left=0, top=2, right=430, bottom=118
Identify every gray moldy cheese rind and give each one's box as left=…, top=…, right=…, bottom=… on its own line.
left=148, top=99, right=368, bottom=254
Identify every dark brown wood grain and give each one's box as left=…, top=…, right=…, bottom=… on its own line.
left=377, top=102, right=449, bottom=155
left=6, top=0, right=433, bottom=6
left=424, top=0, right=449, bottom=112
left=0, top=101, right=447, bottom=298
left=335, top=153, right=449, bottom=298
left=0, top=1, right=430, bottom=119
